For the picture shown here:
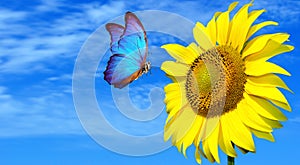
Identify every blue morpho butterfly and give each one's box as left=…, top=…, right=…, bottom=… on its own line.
left=104, top=12, right=151, bottom=89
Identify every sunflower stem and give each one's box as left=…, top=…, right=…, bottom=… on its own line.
left=227, top=155, right=234, bottom=165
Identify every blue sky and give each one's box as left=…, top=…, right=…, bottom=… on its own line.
left=0, top=0, right=300, bottom=164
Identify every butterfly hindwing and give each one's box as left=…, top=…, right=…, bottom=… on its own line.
left=104, top=53, right=142, bottom=88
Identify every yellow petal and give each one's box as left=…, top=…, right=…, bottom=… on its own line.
left=193, top=22, right=214, bottom=50
left=161, top=61, right=189, bottom=77
left=202, top=140, right=216, bottom=163
left=228, top=1, right=239, bottom=12
left=194, top=119, right=221, bottom=163
left=165, top=93, right=188, bottom=125
left=222, top=111, right=255, bottom=152
left=164, top=108, right=182, bottom=140
left=270, top=99, right=291, bottom=111
left=243, top=33, right=289, bottom=59
left=236, top=145, right=249, bottom=154
left=214, top=1, right=239, bottom=18
left=165, top=100, right=180, bottom=115
left=177, top=115, right=204, bottom=158
left=248, top=9, right=266, bottom=26
left=247, top=74, right=292, bottom=93
left=198, top=116, right=220, bottom=151
left=246, top=43, right=294, bottom=63
left=164, top=83, right=186, bottom=114
left=235, top=9, right=265, bottom=52
left=174, top=141, right=182, bottom=153
left=260, top=117, right=283, bottom=129
left=219, top=122, right=237, bottom=157
left=214, top=11, right=222, bottom=18
left=216, top=11, right=230, bottom=45
left=173, top=111, right=197, bottom=144
left=206, top=16, right=217, bottom=45
left=245, top=82, right=289, bottom=105
left=164, top=82, right=185, bottom=96
left=194, top=117, right=207, bottom=147
left=199, top=117, right=220, bottom=140
left=244, top=93, right=287, bottom=121
left=246, top=21, right=278, bottom=41
left=206, top=123, right=220, bottom=163
left=247, top=34, right=291, bottom=61
left=237, top=100, right=272, bottom=132
left=228, top=2, right=252, bottom=50
left=251, top=129, right=275, bottom=142
left=195, top=149, right=202, bottom=164
left=242, top=34, right=277, bottom=58
left=245, top=61, right=291, bottom=76
left=244, top=38, right=282, bottom=62
left=165, top=105, right=198, bottom=144
left=164, top=83, right=181, bottom=99
left=166, top=74, right=186, bottom=83
left=187, top=42, right=203, bottom=55
left=161, top=44, right=198, bottom=64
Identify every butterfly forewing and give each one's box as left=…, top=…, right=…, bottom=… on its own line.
left=105, top=23, right=124, bottom=46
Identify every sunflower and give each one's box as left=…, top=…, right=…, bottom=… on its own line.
left=161, top=1, right=293, bottom=164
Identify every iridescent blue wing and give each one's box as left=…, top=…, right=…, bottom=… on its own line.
left=104, top=12, right=148, bottom=88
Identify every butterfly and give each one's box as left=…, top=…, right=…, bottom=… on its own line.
left=104, top=11, right=150, bottom=89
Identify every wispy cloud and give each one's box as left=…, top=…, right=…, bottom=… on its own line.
left=121, top=83, right=166, bottom=112
left=0, top=86, right=11, bottom=100
left=2, top=0, right=298, bottom=74
left=47, top=73, right=72, bottom=81
left=289, top=116, right=300, bottom=123
left=253, top=0, right=300, bottom=24
left=130, top=0, right=300, bottom=25
left=0, top=84, right=83, bottom=137
left=0, top=1, right=125, bottom=74
left=34, top=0, right=65, bottom=13
left=1, top=0, right=299, bottom=140
left=0, top=9, right=27, bottom=23
left=123, top=0, right=223, bottom=23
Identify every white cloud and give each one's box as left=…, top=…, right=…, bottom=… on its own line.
left=253, top=0, right=300, bottom=24
left=34, top=0, right=64, bottom=12
left=289, top=117, right=300, bottom=123
left=0, top=86, right=12, bottom=100
left=129, top=83, right=165, bottom=110
left=0, top=85, right=84, bottom=137
left=1, top=0, right=299, bottom=141
left=1, top=0, right=298, bottom=74
left=47, top=73, right=72, bottom=81
left=81, top=1, right=125, bottom=23
left=0, top=9, right=27, bottom=22
left=124, top=0, right=220, bottom=23
left=0, top=1, right=125, bottom=74
left=128, top=0, right=300, bottom=25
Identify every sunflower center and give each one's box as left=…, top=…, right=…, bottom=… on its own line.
left=185, top=45, right=246, bottom=117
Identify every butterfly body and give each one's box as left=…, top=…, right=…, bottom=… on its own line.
left=104, top=12, right=150, bottom=89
